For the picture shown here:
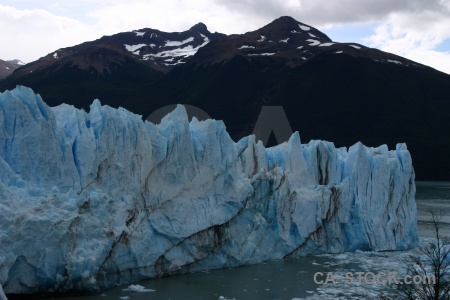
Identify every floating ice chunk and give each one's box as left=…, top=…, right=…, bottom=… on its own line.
left=323, top=288, right=342, bottom=294
left=334, top=254, right=348, bottom=260
left=123, top=284, right=155, bottom=292
left=279, top=38, right=289, bottom=43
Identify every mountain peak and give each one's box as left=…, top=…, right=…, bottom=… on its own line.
left=7, top=59, right=25, bottom=66
left=191, top=16, right=335, bottom=66
left=259, top=16, right=331, bottom=42
left=191, top=15, right=420, bottom=73
left=272, top=16, right=301, bottom=25
left=190, top=22, right=208, bottom=32
left=0, top=59, right=22, bottom=80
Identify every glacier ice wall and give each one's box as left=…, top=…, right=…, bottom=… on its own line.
left=0, top=86, right=417, bottom=294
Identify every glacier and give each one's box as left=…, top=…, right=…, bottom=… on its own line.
left=0, top=86, right=417, bottom=296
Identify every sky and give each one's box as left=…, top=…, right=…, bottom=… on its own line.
left=1, top=0, right=450, bottom=74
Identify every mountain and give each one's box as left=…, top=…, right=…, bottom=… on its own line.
left=190, top=16, right=417, bottom=67
left=0, top=23, right=225, bottom=109
left=0, top=86, right=417, bottom=295
left=0, top=59, right=23, bottom=80
left=1, top=16, right=450, bottom=180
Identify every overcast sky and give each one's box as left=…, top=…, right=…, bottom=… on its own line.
left=1, top=0, right=450, bottom=74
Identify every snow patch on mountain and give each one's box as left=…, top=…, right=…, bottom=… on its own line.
left=139, top=33, right=210, bottom=63
left=164, top=37, right=195, bottom=47
left=124, top=43, right=147, bottom=53
left=306, top=39, right=321, bottom=46
left=143, top=45, right=197, bottom=60
left=319, top=43, right=335, bottom=47
left=248, top=52, right=276, bottom=56
left=238, top=45, right=255, bottom=49
left=7, top=59, right=25, bottom=66
left=199, top=33, right=210, bottom=44
left=299, top=24, right=311, bottom=31
left=134, top=31, right=145, bottom=37
left=388, top=60, right=402, bottom=65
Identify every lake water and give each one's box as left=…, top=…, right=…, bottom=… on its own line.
left=416, top=181, right=450, bottom=237
left=24, top=181, right=450, bottom=299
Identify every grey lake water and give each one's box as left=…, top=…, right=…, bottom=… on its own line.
left=50, top=181, right=450, bottom=300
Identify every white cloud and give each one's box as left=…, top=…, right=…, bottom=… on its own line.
left=364, top=7, right=450, bottom=74
left=0, top=5, right=97, bottom=62
left=86, top=0, right=269, bottom=35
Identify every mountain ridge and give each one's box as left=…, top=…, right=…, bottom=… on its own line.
left=7, top=22, right=225, bottom=78
left=190, top=16, right=424, bottom=69
left=0, top=59, right=23, bottom=80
